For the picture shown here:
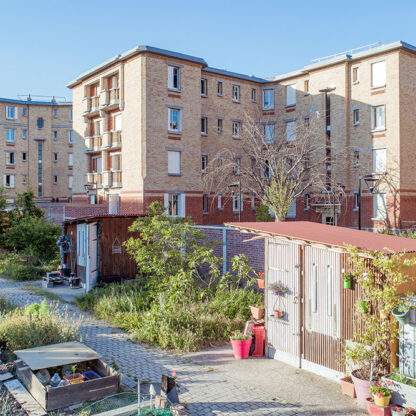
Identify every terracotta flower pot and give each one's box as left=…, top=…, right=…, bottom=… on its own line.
left=351, top=370, right=373, bottom=408
left=256, top=278, right=265, bottom=289
left=340, top=376, right=356, bottom=398
left=230, top=339, right=252, bottom=359
left=249, top=304, right=265, bottom=320
left=273, top=310, right=284, bottom=319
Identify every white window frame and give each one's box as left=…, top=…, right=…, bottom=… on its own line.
left=232, top=121, right=241, bottom=139
left=6, top=152, right=15, bottom=165
left=263, top=124, right=274, bottom=144
left=232, top=85, right=240, bottom=102
left=201, top=78, right=208, bottom=97
left=168, top=108, right=182, bottom=133
left=371, top=61, right=386, bottom=88
left=353, top=109, right=360, bottom=125
left=3, top=174, right=15, bottom=188
left=305, top=193, right=310, bottom=210
left=114, top=114, right=122, bottom=132
left=68, top=130, right=74, bottom=144
left=286, top=84, right=296, bottom=107
left=68, top=175, right=73, bottom=189
left=168, top=65, right=181, bottom=91
left=6, top=106, right=17, bottom=120
left=251, top=88, right=257, bottom=102
left=304, top=79, right=310, bottom=94
left=201, top=155, right=208, bottom=173
left=353, top=150, right=360, bottom=168
left=168, top=150, right=181, bottom=176
left=232, top=192, right=243, bottom=213
left=6, top=129, right=15, bottom=143
left=201, top=117, right=208, bottom=135
left=286, top=121, right=296, bottom=142
left=371, top=104, right=385, bottom=131
left=262, top=89, right=274, bottom=110
left=352, top=66, right=359, bottom=84
left=373, top=192, right=387, bottom=220
left=68, top=153, right=73, bottom=167
left=164, top=192, right=185, bottom=218
left=217, top=118, right=223, bottom=134
left=111, top=153, right=121, bottom=171
left=373, top=148, right=387, bottom=174
left=353, top=191, right=359, bottom=211
left=217, top=81, right=223, bottom=96
left=217, top=194, right=223, bottom=210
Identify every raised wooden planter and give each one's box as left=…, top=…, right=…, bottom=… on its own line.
left=15, top=342, right=120, bottom=411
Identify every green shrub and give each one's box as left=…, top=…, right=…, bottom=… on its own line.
left=0, top=297, right=14, bottom=314
left=0, top=301, right=80, bottom=352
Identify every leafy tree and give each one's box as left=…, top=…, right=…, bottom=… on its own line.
left=12, top=190, right=44, bottom=219
left=255, top=204, right=273, bottom=222
left=0, top=188, right=13, bottom=248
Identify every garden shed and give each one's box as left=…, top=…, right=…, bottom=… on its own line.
left=63, top=215, right=140, bottom=291
left=226, top=221, right=416, bottom=380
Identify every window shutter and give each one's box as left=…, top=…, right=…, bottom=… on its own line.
left=3, top=175, right=6, bottom=186
left=168, top=151, right=180, bottom=175
left=10, top=175, right=15, bottom=188
left=180, top=193, right=186, bottom=217
left=373, top=149, right=386, bottom=173
left=168, top=67, right=173, bottom=89
left=115, top=115, right=122, bottom=131
left=14, top=107, right=18, bottom=120
left=164, top=193, right=169, bottom=214
left=286, top=84, right=296, bottom=106
left=372, top=61, right=386, bottom=87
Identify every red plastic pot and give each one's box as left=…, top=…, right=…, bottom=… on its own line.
left=231, top=339, right=252, bottom=359
left=351, top=370, right=373, bottom=408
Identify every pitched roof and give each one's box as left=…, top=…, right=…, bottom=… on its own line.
left=225, top=221, right=416, bottom=254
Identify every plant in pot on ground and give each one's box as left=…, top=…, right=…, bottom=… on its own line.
left=230, top=331, right=252, bottom=360
left=370, top=383, right=391, bottom=407
left=344, top=246, right=416, bottom=409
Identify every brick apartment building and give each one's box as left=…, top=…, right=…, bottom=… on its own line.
left=68, top=41, right=416, bottom=230
left=1, top=97, right=73, bottom=203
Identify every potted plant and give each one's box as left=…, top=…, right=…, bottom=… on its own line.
left=392, top=305, right=410, bottom=325
left=63, top=364, right=85, bottom=384
left=382, top=368, right=416, bottom=410
left=273, top=310, right=284, bottom=319
left=249, top=303, right=265, bottom=320
left=230, top=331, right=252, bottom=360
left=391, top=406, right=407, bottom=416
left=340, top=375, right=356, bottom=398
left=269, top=281, right=288, bottom=296
left=256, top=271, right=265, bottom=289
left=343, top=273, right=353, bottom=289
left=370, top=383, right=391, bottom=407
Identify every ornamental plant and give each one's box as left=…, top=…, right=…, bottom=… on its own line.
left=370, top=384, right=390, bottom=397
left=258, top=271, right=264, bottom=280
left=344, top=246, right=416, bottom=381
left=230, top=330, right=252, bottom=341
left=269, top=281, right=288, bottom=295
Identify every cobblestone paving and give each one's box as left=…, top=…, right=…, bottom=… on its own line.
left=0, top=278, right=360, bottom=416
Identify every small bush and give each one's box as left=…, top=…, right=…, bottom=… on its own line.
left=0, top=301, right=80, bottom=352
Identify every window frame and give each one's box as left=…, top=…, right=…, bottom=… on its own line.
left=353, top=108, right=360, bottom=125
left=3, top=174, right=15, bottom=188
left=371, top=104, right=386, bottom=131
left=371, top=60, right=386, bottom=89
left=168, top=65, right=181, bottom=91
left=251, top=88, right=257, bottom=102
left=217, top=118, right=223, bottom=134
left=217, top=81, right=223, bottom=96
left=201, top=78, right=208, bottom=97
left=286, top=84, right=296, bottom=107
left=6, top=129, right=15, bottom=143
left=167, top=150, right=181, bottom=176
left=263, top=124, right=275, bottom=144
left=168, top=108, right=182, bottom=133
left=262, top=89, right=274, bottom=110
left=373, top=192, right=387, bottom=220
left=286, top=120, right=296, bottom=142
left=6, top=106, right=17, bottom=120
left=201, top=155, right=208, bottom=173
left=201, top=117, right=208, bottom=135
left=372, top=148, right=387, bottom=174
left=232, top=85, right=240, bottom=103
left=352, top=66, right=359, bottom=84
left=232, top=121, right=241, bottom=139
left=304, top=80, right=310, bottom=94
left=203, top=193, right=208, bottom=213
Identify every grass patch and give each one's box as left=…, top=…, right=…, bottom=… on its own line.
left=24, top=284, right=73, bottom=304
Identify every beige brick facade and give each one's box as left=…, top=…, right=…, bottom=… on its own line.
left=0, top=98, right=73, bottom=203
left=68, top=42, right=416, bottom=230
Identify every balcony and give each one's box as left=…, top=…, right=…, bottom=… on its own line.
left=102, top=130, right=122, bottom=148
left=87, top=172, right=102, bottom=188
left=82, top=96, right=100, bottom=116
left=85, top=135, right=103, bottom=152
left=102, top=170, right=122, bottom=188
left=99, top=88, right=120, bottom=110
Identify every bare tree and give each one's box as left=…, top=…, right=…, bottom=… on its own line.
left=204, top=111, right=346, bottom=222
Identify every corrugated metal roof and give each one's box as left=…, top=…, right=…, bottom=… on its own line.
left=225, top=221, right=416, bottom=253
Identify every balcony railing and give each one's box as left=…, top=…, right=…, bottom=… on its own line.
left=102, top=170, right=122, bottom=188
left=102, top=130, right=122, bottom=148
left=82, top=96, right=100, bottom=115
left=87, top=172, right=102, bottom=187
left=99, top=88, right=120, bottom=109
left=85, top=135, right=103, bottom=151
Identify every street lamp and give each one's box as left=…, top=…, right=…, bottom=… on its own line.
left=84, top=181, right=98, bottom=204
left=358, top=174, right=383, bottom=230
left=229, top=180, right=241, bottom=222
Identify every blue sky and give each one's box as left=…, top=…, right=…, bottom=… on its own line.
left=1, top=0, right=415, bottom=101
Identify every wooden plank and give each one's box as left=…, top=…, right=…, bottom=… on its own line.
left=15, top=342, right=101, bottom=370
left=4, top=379, right=46, bottom=416
left=16, top=366, right=47, bottom=410
left=0, top=372, right=13, bottom=381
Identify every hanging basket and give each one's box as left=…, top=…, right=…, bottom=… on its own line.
left=392, top=306, right=410, bottom=325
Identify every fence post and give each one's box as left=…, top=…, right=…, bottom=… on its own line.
left=222, top=228, right=227, bottom=275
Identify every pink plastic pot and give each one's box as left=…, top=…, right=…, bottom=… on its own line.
left=231, top=339, right=252, bottom=359
left=351, top=370, right=373, bottom=408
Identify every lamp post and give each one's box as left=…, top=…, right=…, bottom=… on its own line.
left=84, top=179, right=98, bottom=204
left=358, top=174, right=382, bottom=230
left=229, top=179, right=241, bottom=222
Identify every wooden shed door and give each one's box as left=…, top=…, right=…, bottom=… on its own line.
left=87, top=223, right=98, bottom=292
left=267, top=238, right=301, bottom=366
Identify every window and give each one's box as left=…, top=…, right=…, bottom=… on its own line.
left=286, top=121, right=296, bottom=142
left=232, top=85, right=240, bottom=102
left=232, top=193, right=243, bottom=212
left=91, top=156, right=102, bottom=173
left=304, top=117, right=310, bottom=128
left=38, top=142, right=43, bottom=197
left=53, top=130, right=58, bottom=140
left=286, top=84, right=296, bottom=106
left=371, top=61, right=386, bottom=88
left=111, top=154, right=121, bottom=171
left=164, top=192, right=185, bottom=217
left=352, top=66, right=359, bottom=83
left=53, top=152, right=58, bottom=162
left=233, top=157, right=241, bottom=174
left=7, top=152, right=15, bottom=165
left=232, top=121, right=240, bottom=139
left=22, top=107, right=27, bottom=117
left=168, top=150, right=181, bottom=175
left=353, top=109, right=360, bottom=125
left=68, top=130, right=73, bottom=144
left=203, top=193, right=208, bottom=213
left=6, top=129, right=15, bottom=143
left=217, top=194, right=223, bottom=210
left=168, top=66, right=180, bottom=90
left=68, top=175, right=73, bottom=189
left=53, top=175, right=58, bottom=184
left=22, top=129, right=27, bottom=139
left=217, top=157, right=223, bottom=169
left=114, top=114, right=122, bottom=131
left=304, top=80, right=309, bottom=94
left=22, top=174, right=27, bottom=184
left=262, top=89, right=274, bottom=110
left=373, top=148, right=386, bottom=174
left=353, top=150, right=360, bottom=167
left=373, top=193, right=387, bottom=220
left=251, top=88, right=256, bottom=102
left=263, top=124, right=274, bottom=144
left=6, top=106, right=17, bottom=120
left=37, top=118, right=44, bottom=129
left=54, top=108, right=58, bottom=118
left=372, top=105, right=385, bottom=130
left=305, top=193, right=310, bottom=210
left=69, top=109, right=73, bottom=121
left=251, top=193, right=256, bottom=210
left=22, top=152, right=27, bottom=162
left=168, top=108, right=181, bottom=132
left=68, top=153, right=73, bottom=166
left=3, top=174, right=15, bottom=188
left=217, top=81, right=223, bottom=96
left=251, top=157, right=256, bottom=173
left=217, top=118, right=223, bottom=134
left=201, top=155, right=208, bottom=173
left=201, top=117, right=208, bottom=135
left=201, top=79, right=208, bottom=96
left=286, top=199, right=296, bottom=218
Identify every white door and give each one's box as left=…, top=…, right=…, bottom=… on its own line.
left=87, top=223, right=98, bottom=292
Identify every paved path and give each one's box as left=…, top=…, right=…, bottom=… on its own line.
left=0, top=278, right=365, bottom=416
